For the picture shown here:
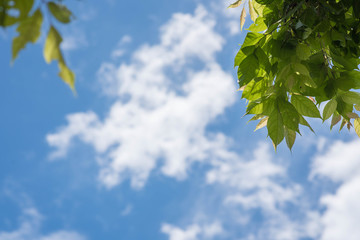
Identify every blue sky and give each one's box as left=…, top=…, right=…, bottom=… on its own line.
left=1, top=0, right=360, bottom=239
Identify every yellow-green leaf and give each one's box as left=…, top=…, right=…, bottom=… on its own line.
left=12, top=9, right=43, bottom=62
left=58, top=61, right=75, bottom=90
left=44, top=26, right=63, bottom=64
left=228, top=0, right=243, bottom=8
left=48, top=2, right=73, bottom=23
left=255, top=117, right=268, bottom=131
left=252, top=1, right=265, bottom=17
left=44, top=26, right=75, bottom=90
left=249, top=0, right=257, bottom=22
left=240, top=6, right=246, bottom=31
left=354, top=118, right=360, bottom=137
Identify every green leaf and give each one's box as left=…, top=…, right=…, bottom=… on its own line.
left=12, top=9, right=43, bottom=62
left=341, top=91, right=360, bottom=106
left=299, top=115, right=315, bottom=133
left=241, top=32, right=263, bottom=48
left=228, top=0, right=243, bottom=8
left=291, top=95, right=321, bottom=118
left=48, top=2, right=73, bottom=23
left=330, top=112, right=341, bottom=130
left=267, top=109, right=284, bottom=149
left=278, top=100, right=300, bottom=132
left=292, top=63, right=310, bottom=77
left=242, top=79, right=266, bottom=100
left=14, top=0, right=34, bottom=18
left=248, top=17, right=267, bottom=32
left=323, top=99, right=337, bottom=121
left=296, top=43, right=311, bottom=60
left=44, top=26, right=75, bottom=90
left=238, top=54, right=259, bottom=86
left=234, top=49, right=246, bottom=67
left=284, top=127, right=296, bottom=150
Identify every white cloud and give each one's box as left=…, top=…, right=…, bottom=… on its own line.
left=310, top=139, right=360, bottom=182
left=111, top=35, right=132, bottom=59
left=204, top=143, right=321, bottom=240
left=0, top=208, right=85, bottom=240
left=310, top=138, right=360, bottom=240
left=162, top=222, right=223, bottom=240
left=206, top=144, right=301, bottom=212
left=62, top=28, right=88, bottom=51
left=47, top=6, right=237, bottom=189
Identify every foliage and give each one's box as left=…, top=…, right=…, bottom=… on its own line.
left=1, top=0, right=75, bottom=91
left=230, top=0, right=360, bottom=150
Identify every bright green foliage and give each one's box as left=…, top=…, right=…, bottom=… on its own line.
left=231, top=0, right=360, bottom=149
left=1, top=0, right=75, bottom=91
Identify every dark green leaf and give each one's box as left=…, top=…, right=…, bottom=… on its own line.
left=48, top=2, right=73, bottom=23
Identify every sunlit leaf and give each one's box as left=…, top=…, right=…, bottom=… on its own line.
left=240, top=6, right=246, bottom=31
left=255, top=117, right=268, bottom=131
left=249, top=0, right=257, bottom=22
left=228, top=0, right=242, bottom=8
left=354, top=118, right=360, bottom=137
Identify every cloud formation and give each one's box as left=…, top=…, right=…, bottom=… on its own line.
left=311, top=139, right=360, bottom=240
left=47, top=6, right=237, bottom=189
left=161, top=222, right=223, bottom=240
left=0, top=208, right=85, bottom=240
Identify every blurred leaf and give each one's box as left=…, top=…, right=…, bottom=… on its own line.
left=228, top=0, right=243, bottom=8
left=44, top=26, right=75, bottom=90
left=48, top=1, right=73, bottom=23
left=12, top=9, right=42, bottom=62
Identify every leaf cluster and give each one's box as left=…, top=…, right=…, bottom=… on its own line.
left=231, top=0, right=360, bottom=150
left=1, top=0, right=75, bottom=91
